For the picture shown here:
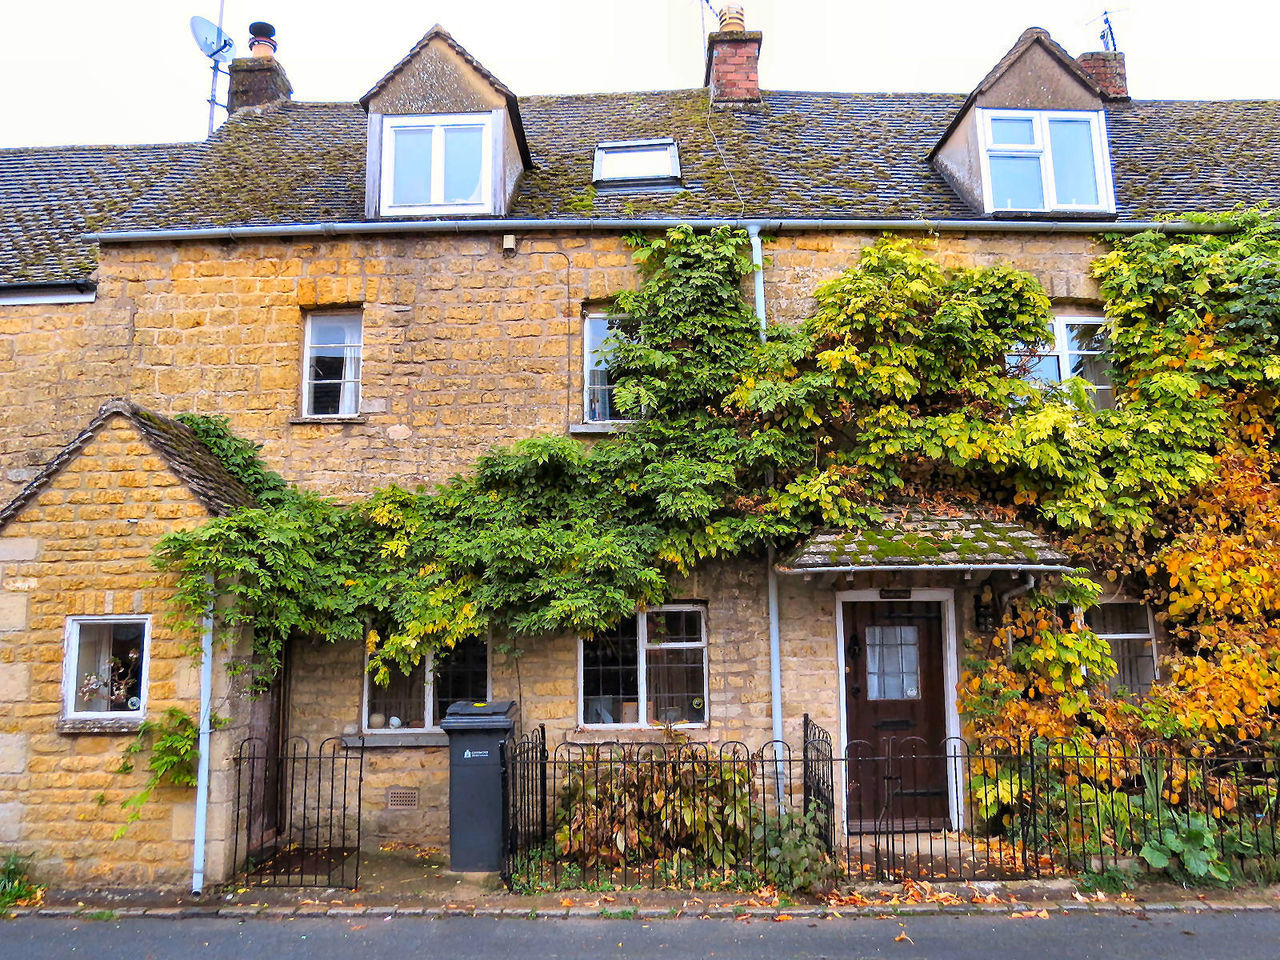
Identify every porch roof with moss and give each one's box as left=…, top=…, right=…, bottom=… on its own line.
left=778, top=513, right=1073, bottom=573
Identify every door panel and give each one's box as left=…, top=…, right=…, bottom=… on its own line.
left=844, top=601, right=948, bottom=830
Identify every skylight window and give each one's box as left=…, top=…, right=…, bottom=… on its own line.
left=978, top=109, right=1114, bottom=214
left=380, top=112, right=494, bottom=214
left=593, top=139, right=681, bottom=187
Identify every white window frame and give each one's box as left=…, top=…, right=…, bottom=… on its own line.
left=1012, top=314, right=1113, bottom=407
left=1086, top=600, right=1159, bottom=695
left=577, top=604, right=709, bottom=730
left=302, top=312, right=363, bottom=418
left=61, top=615, right=152, bottom=721
left=592, top=138, right=681, bottom=185
left=976, top=108, right=1115, bottom=214
left=379, top=112, right=495, bottom=215
left=362, top=643, right=492, bottom=735
left=583, top=313, right=634, bottom=424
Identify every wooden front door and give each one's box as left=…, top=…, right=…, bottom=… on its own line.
left=844, top=600, right=949, bottom=830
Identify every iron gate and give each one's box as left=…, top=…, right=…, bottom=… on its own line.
left=233, top=736, right=365, bottom=888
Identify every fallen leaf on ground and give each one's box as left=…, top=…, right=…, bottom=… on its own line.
left=773, top=914, right=793, bottom=922
left=560, top=898, right=574, bottom=908
left=1009, top=909, right=1050, bottom=919
left=894, top=932, right=914, bottom=943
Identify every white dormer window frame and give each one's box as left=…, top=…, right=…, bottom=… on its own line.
left=592, top=138, right=681, bottom=187
left=380, top=112, right=496, bottom=215
left=976, top=108, right=1115, bottom=215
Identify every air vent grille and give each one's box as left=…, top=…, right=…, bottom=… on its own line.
left=386, top=787, right=419, bottom=810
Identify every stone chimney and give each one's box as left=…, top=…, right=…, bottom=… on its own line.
left=228, top=22, right=293, bottom=111
left=704, top=6, right=762, bottom=104
left=1076, top=50, right=1128, bottom=99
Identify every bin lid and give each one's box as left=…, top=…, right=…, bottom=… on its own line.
left=439, top=699, right=517, bottom=731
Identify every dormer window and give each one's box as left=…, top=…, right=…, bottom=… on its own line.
left=593, top=139, right=681, bottom=188
left=977, top=109, right=1114, bottom=214
left=380, top=113, right=494, bottom=214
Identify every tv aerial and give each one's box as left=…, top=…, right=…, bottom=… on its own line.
left=190, top=5, right=236, bottom=136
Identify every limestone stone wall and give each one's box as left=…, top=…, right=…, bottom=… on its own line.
left=0, top=229, right=1106, bottom=502
left=0, top=415, right=239, bottom=887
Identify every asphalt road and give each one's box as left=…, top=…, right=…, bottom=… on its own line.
left=2, top=912, right=1278, bottom=960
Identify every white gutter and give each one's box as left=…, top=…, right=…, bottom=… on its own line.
left=84, top=217, right=1235, bottom=245
left=191, top=590, right=215, bottom=896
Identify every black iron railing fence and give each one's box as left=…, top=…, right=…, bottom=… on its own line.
left=502, top=718, right=1280, bottom=889
left=233, top=736, right=365, bottom=888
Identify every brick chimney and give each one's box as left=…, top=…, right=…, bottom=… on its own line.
left=704, top=6, right=762, bottom=104
left=1076, top=51, right=1128, bottom=99
left=228, top=22, right=293, bottom=111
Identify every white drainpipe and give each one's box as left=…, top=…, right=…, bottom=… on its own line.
left=748, top=225, right=786, bottom=798
left=191, top=590, right=215, bottom=896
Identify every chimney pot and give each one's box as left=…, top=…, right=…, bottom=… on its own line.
left=705, top=9, right=762, bottom=104
left=718, top=5, right=746, bottom=31
left=248, top=21, right=278, bottom=59
left=1076, top=50, right=1128, bottom=99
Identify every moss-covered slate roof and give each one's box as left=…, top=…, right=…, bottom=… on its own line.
left=101, top=90, right=1280, bottom=235
left=780, top=514, right=1071, bottom=571
left=8, top=87, right=1280, bottom=283
left=0, top=142, right=191, bottom=285
left=0, top=399, right=256, bottom=531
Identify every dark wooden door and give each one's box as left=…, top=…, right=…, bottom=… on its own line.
left=844, top=601, right=948, bottom=830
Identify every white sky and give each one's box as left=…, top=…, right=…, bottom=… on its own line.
left=3, top=0, right=1278, bottom=147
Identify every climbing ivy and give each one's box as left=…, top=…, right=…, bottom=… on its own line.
left=154, top=214, right=1280, bottom=748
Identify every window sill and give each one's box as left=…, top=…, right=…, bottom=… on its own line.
left=987, top=209, right=1117, bottom=221
left=289, top=415, right=368, bottom=426
left=576, top=723, right=709, bottom=736
left=58, top=717, right=145, bottom=735
left=569, top=421, right=634, bottom=436
left=344, top=731, right=448, bottom=749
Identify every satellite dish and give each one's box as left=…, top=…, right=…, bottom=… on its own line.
left=190, top=15, right=235, bottom=62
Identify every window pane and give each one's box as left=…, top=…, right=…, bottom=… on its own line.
left=865, top=625, right=920, bottom=701
left=432, top=636, right=489, bottom=725
left=598, top=145, right=672, bottom=180
left=1070, top=352, right=1111, bottom=387
left=989, top=155, right=1045, bottom=210
left=645, top=609, right=702, bottom=645
left=990, top=117, right=1036, bottom=145
left=73, top=622, right=144, bottom=713
left=443, top=125, right=484, bottom=204
left=1085, top=602, right=1150, bottom=636
left=310, top=318, right=361, bottom=346
left=582, top=618, right=638, bottom=724
left=1048, top=119, right=1099, bottom=206
left=1107, top=635, right=1156, bottom=697
left=1066, top=322, right=1107, bottom=353
left=392, top=127, right=432, bottom=206
left=367, top=661, right=427, bottom=730
left=585, top=315, right=620, bottom=422
left=646, top=648, right=705, bottom=724
left=1008, top=352, right=1061, bottom=382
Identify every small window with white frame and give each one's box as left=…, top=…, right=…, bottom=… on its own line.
left=593, top=139, right=681, bottom=188
left=583, top=313, right=633, bottom=423
left=580, top=607, right=708, bottom=727
left=363, top=636, right=490, bottom=733
left=380, top=112, right=495, bottom=214
left=304, top=313, right=362, bottom=417
left=1086, top=600, right=1158, bottom=697
left=978, top=109, right=1114, bottom=214
left=1007, top=314, right=1114, bottom=408
left=63, top=617, right=150, bottom=720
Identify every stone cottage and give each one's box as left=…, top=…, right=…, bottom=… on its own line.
left=1, top=12, right=1279, bottom=889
